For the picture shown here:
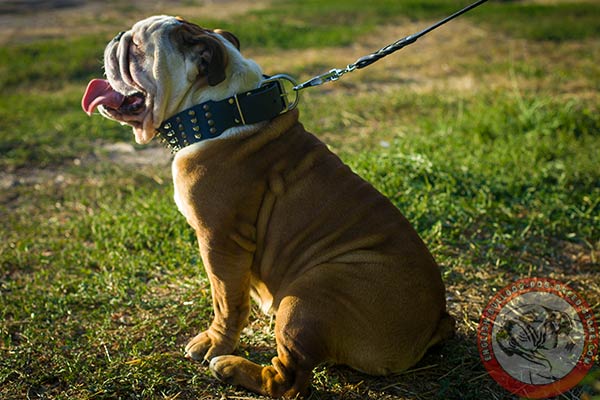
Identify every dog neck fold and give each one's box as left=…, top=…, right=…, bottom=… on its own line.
left=156, top=80, right=289, bottom=153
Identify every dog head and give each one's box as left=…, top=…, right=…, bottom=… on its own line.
left=82, top=15, right=263, bottom=144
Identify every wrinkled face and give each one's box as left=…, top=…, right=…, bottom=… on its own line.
left=82, top=15, right=262, bottom=144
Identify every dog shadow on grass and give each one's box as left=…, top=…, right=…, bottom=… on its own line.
left=230, top=334, right=485, bottom=400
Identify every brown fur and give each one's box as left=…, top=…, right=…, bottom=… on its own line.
left=177, top=109, right=454, bottom=397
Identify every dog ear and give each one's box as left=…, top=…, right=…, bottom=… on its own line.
left=195, top=35, right=228, bottom=86
left=173, top=21, right=228, bottom=86
left=214, top=29, right=240, bottom=50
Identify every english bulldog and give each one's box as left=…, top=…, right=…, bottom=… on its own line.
left=82, top=15, right=454, bottom=398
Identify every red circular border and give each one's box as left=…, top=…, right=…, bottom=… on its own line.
left=477, top=278, right=599, bottom=399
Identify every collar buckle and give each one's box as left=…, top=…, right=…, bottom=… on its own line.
left=260, top=74, right=299, bottom=113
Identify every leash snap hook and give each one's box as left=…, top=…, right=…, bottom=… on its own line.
left=293, top=68, right=348, bottom=91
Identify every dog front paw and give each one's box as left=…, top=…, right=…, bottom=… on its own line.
left=185, top=331, right=234, bottom=362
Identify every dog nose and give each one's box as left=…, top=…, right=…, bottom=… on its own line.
left=114, top=31, right=126, bottom=42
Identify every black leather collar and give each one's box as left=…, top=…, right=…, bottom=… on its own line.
left=156, top=77, right=296, bottom=153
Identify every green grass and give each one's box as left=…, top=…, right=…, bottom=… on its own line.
left=0, top=89, right=134, bottom=170
left=347, top=93, right=599, bottom=270
left=0, top=36, right=106, bottom=91
left=206, top=0, right=600, bottom=49
left=1, top=0, right=599, bottom=399
left=476, top=1, right=600, bottom=42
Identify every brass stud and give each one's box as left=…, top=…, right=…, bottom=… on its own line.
left=193, top=126, right=200, bottom=131
left=204, top=112, right=212, bottom=119
left=169, top=138, right=177, bottom=144
left=208, top=120, right=215, bottom=127
left=178, top=124, right=184, bottom=131
left=194, top=133, right=202, bottom=139
left=210, top=127, right=217, bottom=134
left=234, top=118, right=241, bottom=124
left=188, top=110, right=196, bottom=116
left=203, top=104, right=210, bottom=111
left=191, top=118, right=198, bottom=124
left=167, top=130, right=175, bottom=137
left=176, top=116, right=181, bottom=122
left=228, top=98, right=235, bottom=105
left=163, top=123, right=171, bottom=129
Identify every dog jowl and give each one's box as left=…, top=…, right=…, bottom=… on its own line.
left=82, top=15, right=454, bottom=398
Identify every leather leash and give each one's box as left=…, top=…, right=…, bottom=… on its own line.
left=293, top=0, right=489, bottom=91
left=157, top=0, right=488, bottom=153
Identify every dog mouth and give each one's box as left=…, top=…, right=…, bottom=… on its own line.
left=82, top=79, right=146, bottom=119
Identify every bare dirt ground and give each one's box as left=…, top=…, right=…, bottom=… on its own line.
left=0, top=0, right=268, bottom=44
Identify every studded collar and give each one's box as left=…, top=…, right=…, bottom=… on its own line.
left=156, top=77, right=296, bottom=153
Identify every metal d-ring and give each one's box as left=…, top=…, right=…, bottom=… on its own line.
left=261, top=74, right=300, bottom=112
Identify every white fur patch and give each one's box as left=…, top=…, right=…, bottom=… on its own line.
left=171, top=123, right=264, bottom=223
left=127, top=16, right=267, bottom=224
left=171, top=162, right=191, bottom=222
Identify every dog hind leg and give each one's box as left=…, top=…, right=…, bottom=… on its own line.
left=209, top=352, right=313, bottom=398
left=210, top=296, right=325, bottom=398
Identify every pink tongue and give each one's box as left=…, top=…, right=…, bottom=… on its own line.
left=81, top=79, right=126, bottom=116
